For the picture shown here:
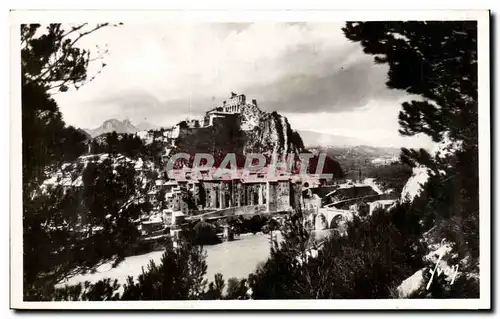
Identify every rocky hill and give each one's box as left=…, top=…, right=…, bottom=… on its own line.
left=173, top=107, right=305, bottom=165
left=166, top=101, right=342, bottom=176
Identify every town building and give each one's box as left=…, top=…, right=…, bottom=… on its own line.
left=165, top=166, right=298, bottom=214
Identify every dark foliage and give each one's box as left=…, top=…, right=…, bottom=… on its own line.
left=21, top=23, right=113, bottom=92
left=229, top=214, right=272, bottom=235
left=225, top=277, right=249, bottom=300
left=184, top=221, right=221, bottom=246
left=21, top=79, right=88, bottom=198
left=343, top=21, right=477, bottom=144
left=203, top=273, right=225, bottom=300
left=342, top=21, right=479, bottom=298
left=21, top=23, right=153, bottom=300
left=38, top=237, right=214, bottom=301
left=89, top=132, right=145, bottom=158
left=24, top=157, right=151, bottom=299
left=365, top=162, right=413, bottom=193
left=121, top=238, right=208, bottom=300
left=249, top=207, right=425, bottom=299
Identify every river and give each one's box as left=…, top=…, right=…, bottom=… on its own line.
left=56, top=229, right=332, bottom=293
left=56, top=232, right=276, bottom=291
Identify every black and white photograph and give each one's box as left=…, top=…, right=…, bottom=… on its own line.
left=10, top=9, right=490, bottom=310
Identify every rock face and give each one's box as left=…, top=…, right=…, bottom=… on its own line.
left=396, top=269, right=425, bottom=298
left=395, top=236, right=475, bottom=299
left=241, top=108, right=305, bottom=160
left=239, top=101, right=263, bottom=131
left=400, top=166, right=432, bottom=202
left=400, top=132, right=464, bottom=203
left=171, top=101, right=342, bottom=175
left=41, top=153, right=157, bottom=192
left=40, top=153, right=161, bottom=224
left=396, top=237, right=456, bottom=298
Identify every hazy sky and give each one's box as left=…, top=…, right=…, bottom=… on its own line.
left=54, top=22, right=433, bottom=149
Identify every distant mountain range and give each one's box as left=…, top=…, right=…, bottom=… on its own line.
left=297, top=130, right=369, bottom=148
left=84, top=119, right=159, bottom=137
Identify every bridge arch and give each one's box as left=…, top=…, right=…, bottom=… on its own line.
left=318, top=208, right=354, bottom=230
left=329, top=214, right=345, bottom=229
left=314, top=213, right=328, bottom=230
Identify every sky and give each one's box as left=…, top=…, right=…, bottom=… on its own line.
left=54, top=22, right=434, bottom=149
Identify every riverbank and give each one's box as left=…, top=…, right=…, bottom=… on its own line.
left=55, top=229, right=332, bottom=295
left=56, top=232, right=276, bottom=294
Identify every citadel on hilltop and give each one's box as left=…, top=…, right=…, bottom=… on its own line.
left=160, top=92, right=258, bottom=140
left=208, top=92, right=251, bottom=114
left=203, top=92, right=258, bottom=126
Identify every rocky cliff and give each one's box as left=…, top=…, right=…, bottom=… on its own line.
left=170, top=102, right=341, bottom=176
left=172, top=103, right=301, bottom=161
left=239, top=103, right=305, bottom=159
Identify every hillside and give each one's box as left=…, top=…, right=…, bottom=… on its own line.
left=173, top=107, right=305, bottom=165
left=310, top=145, right=400, bottom=175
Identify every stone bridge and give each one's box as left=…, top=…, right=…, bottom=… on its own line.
left=187, top=204, right=268, bottom=221
left=324, top=194, right=380, bottom=210
left=188, top=204, right=353, bottom=231
left=307, top=207, right=354, bottom=230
